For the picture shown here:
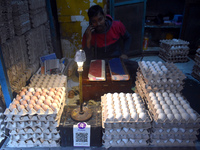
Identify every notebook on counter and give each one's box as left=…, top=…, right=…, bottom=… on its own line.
left=108, top=58, right=130, bottom=81
left=88, top=59, right=106, bottom=81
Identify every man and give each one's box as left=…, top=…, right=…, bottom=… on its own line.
left=82, top=5, right=131, bottom=64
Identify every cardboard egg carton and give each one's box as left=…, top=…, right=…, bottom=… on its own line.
left=159, top=53, right=189, bottom=63
left=4, top=114, right=56, bottom=122
left=6, top=120, right=58, bottom=130
left=10, top=127, right=58, bottom=135
left=150, top=133, right=197, bottom=141
left=103, top=133, right=149, bottom=140
left=150, top=139, right=195, bottom=147
left=7, top=139, right=59, bottom=147
left=101, top=93, right=152, bottom=124
left=151, top=127, right=199, bottom=136
left=10, top=133, right=60, bottom=141
left=138, top=61, right=186, bottom=81
left=104, top=128, right=149, bottom=135
left=103, top=138, right=148, bottom=149
left=29, top=74, right=67, bottom=88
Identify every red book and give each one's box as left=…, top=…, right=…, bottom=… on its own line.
left=88, top=60, right=106, bottom=81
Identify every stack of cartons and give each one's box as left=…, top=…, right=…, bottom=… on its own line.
left=28, top=0, right=47, bottom=28
left=11, top=0, right=31, bottom=35
left=146, top=91, right=200, bottom=146
left=101, top=93, right=152, bottom=149
left=135, top=61, right=200, bottom=146
left=192, top=48, right=200, bottom=81
left=135, top=61, right=186, bottom=98
left=4, top=86, right=66, bottom=147
left=159, top=39, right=190, bottom=63
left=0, top=0, right=14, bottom=44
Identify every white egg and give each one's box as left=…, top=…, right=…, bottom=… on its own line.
left=135, top=103, right=142, bottom=109
left=181, top=112, right=190, bottom=121
left=174, top=113, right=182, bottom=121
left=154, top=104, right=161, bottom=110
left=132, top=93, right=137, bottom=98
left=164, top=97, right=170, bottom=101
left=169, top=92, right=175, bottom=97
left=158, top=61, right=163, bottom=65
left=137, top=107, right=143, bottom=114
left=151, top=96, right=157, bottom=101
left=164, top=109, right=172, bottom=114
left=162, top=104, right=169, bottom=110
left=152, top=100, right=159, bottom=105
left=131, top=112, right=138, bottom=121
left=183, top=104, right=190, bottom=109
left=176, top=93, right=181, bottom=97
left=167, top=114, right=174, bottom=121
left=179, top=109, right=186, bottom=114
left=114, top=105, right=121, bottom=110
left=176, top=105, right=183, bottom=110
left=160, top=101, right=166, bottom=105
left=186, top=108, right=194, bottom=114
left=158, top=113, right=166, bottom=121
left=120, top=97, right=126, bottom=102
left=171, top=96, right=177, bottom=101
left=180, top=100, right=187, bottom=105
left=128, top=100, right=134, bottom=106
left=157, top=96, right=164, bottom=101
left=149, top=92, right=155, bottom=97
left=166, top=100, right=173, bottom=105
left=156, top=92, right=162, bottom=97
left=169, top=105, right=176, bottom=110
left=178, top=96, right=184, bottom=101
left=107, top=114, right=114, bottom=121
left=190, top=113, right=197, bottom=121
left=162, top=92, right=168, bottom=97
left=173, top=100, right=179, bottom=105
left=123, top=112, right=130, bottom=121
left=172, top=109, right=179, bottom=114
left=156, top=109, right=164, bottom=114
left=126, top=97, right=132, bottom=101
left=139, top=112, right=146, bottom=120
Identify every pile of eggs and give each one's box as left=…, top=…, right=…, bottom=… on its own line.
left=8, top=87, right=65, bottom=114
left=29, top=74, right=66, bottom=88
left=102, top=93, right=149, bottom=122
left=140, top=61, right=167, bottom=76
left=148, top=91, right=198, bottom=122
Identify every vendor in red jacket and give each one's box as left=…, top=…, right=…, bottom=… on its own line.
left=82, top=5, right=131, bottom=64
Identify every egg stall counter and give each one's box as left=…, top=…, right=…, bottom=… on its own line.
left=2, top=74, right=67, bottom=148
left=135, top=61, right=200, bottom=146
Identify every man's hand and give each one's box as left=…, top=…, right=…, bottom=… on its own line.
left=120, top=54, right=128, bottom=59
left=85, top=25, right=95, bottom=48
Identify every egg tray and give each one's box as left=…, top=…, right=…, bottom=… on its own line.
left=103, top=133, right=149, bottom=140
left=137, top=69, right=184, bottom=89
left=160, top=39, right=189, bottom=47
left=159, top=54, right=189, bottom=63
left=150, top=139, right=195, bottom=147
left=10, top=127, right=58, bottom=135
left=104, top=128, right=149, bottom=135
left=10, top=133, right=60, bottom=141
left=30, top=74, right=67, bottom=85
left=150, top=128, right=199, bottom=136
left=4, top=87, right=66, bottom=117
left=103, top=138, right=149, bottom=149
left=12, top=0, right=29, bottom=16
left=103, top=121, right=152, bottom=129
left=6, top=139, right=59, bottom=147
left=192, top=71, right=200, bottom=82
left=4, top=114, right=56, bottom=122
left=159, top=47, right=189, bottom=56
left=138, top=61, right=186, bottom=81
left=6, top=120, right=58, bottom=130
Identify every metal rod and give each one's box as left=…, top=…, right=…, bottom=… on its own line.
left=79, top=71, right=84, bottom=114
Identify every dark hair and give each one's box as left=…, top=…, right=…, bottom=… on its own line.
left=88, top=5, right=104, bottom=19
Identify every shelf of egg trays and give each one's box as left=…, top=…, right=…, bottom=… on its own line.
left=3, top=87, right=66, bottom=147
left=145, top=91, right=200, bottom=146
left=159, top=39, right=190, bottom=63
left=101, top=93, right=152, bottom=148
left=28, top=74, right=67, bottom=88
left=137, top=61, right=185, bottom=94
left=192, top=48, right=200, bottom=81
left=0, top=107, right=6, bottom=144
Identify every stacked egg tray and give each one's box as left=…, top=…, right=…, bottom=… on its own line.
left=192, top=48, right=200, bottom=81
left=28, top=74, right=67, bottom=88
left=3, top=87, right=66, bottom=147
left=0, top=107, right=6, bottom=144
left=101, top=93, right=152, bottom=148
left=159, top=39, right=190, bottom=63
left=136, top=61, right=186, bottom=97
left=145, top=91, right=200, bottom=146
